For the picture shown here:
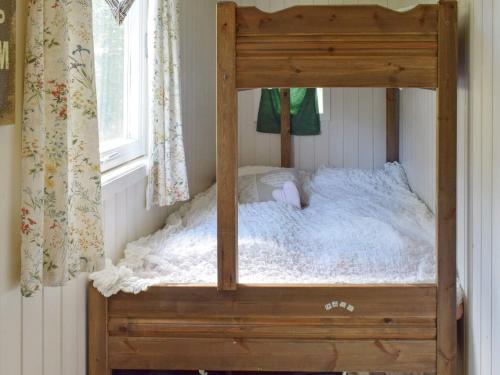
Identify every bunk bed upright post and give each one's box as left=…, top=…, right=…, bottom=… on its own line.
left=436, top=1, right=458, bottom=375
left=88, top=285, right=111, bottom=375
left=386, top=88, right=400, bottom=163
left=217, top=1, right=238, bottom=291
left=280, top=88, right=292, bottom=168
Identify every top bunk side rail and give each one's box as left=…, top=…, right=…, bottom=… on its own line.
left=234, top=4, right=439, bottom=88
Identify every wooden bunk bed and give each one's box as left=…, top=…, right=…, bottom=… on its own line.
left=88, top=1, right=457, bottom=374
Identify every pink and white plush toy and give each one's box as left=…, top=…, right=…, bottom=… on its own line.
left=272, top=180, right=302, bottom=209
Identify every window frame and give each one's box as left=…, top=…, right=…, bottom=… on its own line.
left=96, top=0, right=149, bottom=173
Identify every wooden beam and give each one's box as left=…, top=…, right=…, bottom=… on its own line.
left=88, top=285, right=111, bottom=375
left=237, top=56, right=437, bottom=89
left=235, top=5, right=439, bottom=89
left=436, top=1, right=457, bottom=375
left=108, top=284, right=437, bottom=320
left=236, top=5, right=438, bottom=36
left=280, top=88, right=291, bottom=168
left=217, top=2, right=238, bottom=291
left=108, top=338, right=436, bottom=373
left=386, top=88, right=400, bottom=162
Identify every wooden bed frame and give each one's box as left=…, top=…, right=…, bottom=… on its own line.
left=88, top=1, right=457, bottom=374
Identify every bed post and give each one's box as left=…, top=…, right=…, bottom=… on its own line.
left=217, top=2, right=238, bottom=291
left=280, top=88, right=291, bottom=168
left=386, top=88, right=399, bottom=162
left=436, top=1, right=457, bottom=375
left=88, top=285, right=110, bottom=375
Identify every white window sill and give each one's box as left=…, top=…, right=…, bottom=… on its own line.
left=101, top=157, right=148, bottom=202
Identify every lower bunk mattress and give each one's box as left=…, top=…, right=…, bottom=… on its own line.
left=91, top=163, right=438, bottom=297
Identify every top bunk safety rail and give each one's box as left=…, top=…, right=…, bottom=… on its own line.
left=229, top=3, right=439, bottom=88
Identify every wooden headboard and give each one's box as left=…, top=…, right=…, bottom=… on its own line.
left=232, top=4, right=438, bottom=89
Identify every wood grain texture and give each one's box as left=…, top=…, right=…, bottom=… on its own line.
left=217, top=2, right=238, bottom=291
left=235, top=5, right=438, bottom=88
left=100, top=284, right=437, bottom=372
left=386, top=88, right=400, bottom=162
left=236, top=5, right=438, bottom=35
left=107, top=284, right=437, bottom=320
left=436, top=1, right=458, bottom=375
left=88, top=285, right=110, bottom=375
left=280, top=88, right=291, bottom=167
left=108, top=337, right=436, bottom=373
left=84, top=2, right=460, bottom=374
left=237, top=56, right=437, bottom=88
left=107, top=317, right=436, bottom=340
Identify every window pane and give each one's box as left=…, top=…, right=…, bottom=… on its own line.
left=92, top=0, right=125, bottom=148
left=317, top=88, right=324, bottom=114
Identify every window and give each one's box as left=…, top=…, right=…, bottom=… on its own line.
left=92, top=0, right=148, bottom=172
left=316, top=88, right=331, bottom=121
left=317, top=88, right=324, bottom=115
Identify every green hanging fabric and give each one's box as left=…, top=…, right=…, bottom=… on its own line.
left=257, top=88, right=320, bottom=136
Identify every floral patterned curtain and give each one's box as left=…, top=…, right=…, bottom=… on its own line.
left=146, top=0, right=190, bottom=209
left=21, top=0, right=104, bottom=297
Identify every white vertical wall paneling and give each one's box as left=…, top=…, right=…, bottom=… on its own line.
left=61, top=279, right=78, bottom=375
left=480, top=0, right=493, bottom=373
left=329, top=88, right=344, bottom=166
left=467, top=0, right=500, bottom=374
left=22, top=295, right=43, bottom=375
left=469, top=1, right=483, bottom=372
left=43, top=288, right=62, bottom=375
left=399, top=89, right=436, bottom=211
left=492, top=0, right=500, bottom=371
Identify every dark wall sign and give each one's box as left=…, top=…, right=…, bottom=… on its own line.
left=0, top=0, right=15, bottom=126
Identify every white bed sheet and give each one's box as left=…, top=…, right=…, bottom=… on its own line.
left=90, top=163, right=437, bottom=297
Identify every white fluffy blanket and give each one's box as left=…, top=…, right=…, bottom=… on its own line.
left=90, top=163, right=436, bottom=297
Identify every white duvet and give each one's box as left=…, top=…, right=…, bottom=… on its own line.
left=90, top=163, right=436, bottom=297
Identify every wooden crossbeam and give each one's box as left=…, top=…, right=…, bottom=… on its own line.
left=280, top=88, right=291, bottom=168
left=217, top=2, right=238, bottom=291
left=386, top=88, right=400, bottom=163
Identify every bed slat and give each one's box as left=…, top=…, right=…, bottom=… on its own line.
left=237, top=56, right=437, bottom=89
left=108, top=337, right=436, bottom=373
left=236, top=5, right=438, bottom=36
left=108, top=285, right=436, bottom=319
left=108, top=317, right=436, bottom=340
